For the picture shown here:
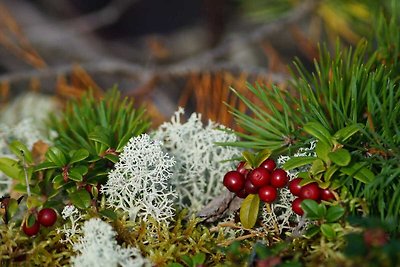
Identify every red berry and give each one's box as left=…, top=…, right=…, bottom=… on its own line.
left=259, top=158, right=276, bottom=172
left=320, top=188, right=335, bottom=201
left=236, top=161, right=250, bottom=176
left=236, top=188, right=249, bottom=199
left=223, top=171, right=245, bottom=192
left=288, top=178, right=303, bottom=196
left=248, top=167, right=271, bottom=188
left=38, top=208, right=57, bottom=227
left=292, top=198, right=304, bottom=215
left=270, top=168, right=288, bottom=188
left=300, top=183, right=320, bottom=200
left=244, top=179, right=258, bottom=194
left=22, top=218, right=40, bottom=236
left=258, top=185, right=277, bottom=203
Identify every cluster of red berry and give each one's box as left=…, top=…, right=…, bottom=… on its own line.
left=22, top=208, right=58, bottom=236
left=289, top=178, right=335, bottom=215
left=223, top=158, right=288, bottom=203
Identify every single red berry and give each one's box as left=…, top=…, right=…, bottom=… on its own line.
left=249, top=167, right=271, bottom=188
left=259, top=158, right=276, bottom=172
left=244, top=179, right=259, bottom=194
left=320, top=188, right=335, bottom=201
left=38, top=208, right=57, bottom=227
left=300, top=182, right=320, bottom=200
left=236, top=161, right=250, bottom=176
left=270, top=168, right=289, bottom=188
left=292, top=198, right=304, bottom=215
left=223, top=171, right=245, bottom=192
left=258, top=185, right=277, bottom=203
left=288, top=178, right=303, bottom=196
left=22, top=218, right=40, bottom=236
left=236, top=188, right=249, bottom=199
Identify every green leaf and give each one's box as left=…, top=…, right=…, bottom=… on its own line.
left=310, top=158, right=326, bottom=175
left=69, top=190, right=91, bottom=209
left=242, top=151, right=256, bottom=168
left=304, top=225, right=320, bottom=238
left=0, top=157, right=22, bottom=179
left=6, top=198, right=19, bottom=222
left=326, top=205, right=346, bottom=223
left=167, top=263, right=184, bottom=267
left=52, top=174, right=64, bottom=189
left=46, top=147, right=67, bottom=167
left=9, top=140, right=33, bottom=164
left=99, top=209, right=118, bottom=221
left=304, top=122, right=333, bottom=147
left=301, top=199, right=320, bottom=220
left=282, top=156, right=316, bottom=171
left=328, top=148, right=351, bottom=166
left=315, top=141, right=331, bottom=163
left=320, top=223, right=336, bottom=239
left=254, top=149, right=272, bottom=167
left=181, top=255, right=192, bottom=267
left=192, top=253, right=206, bottom=265
left=72, top=165, right=88, bottom=175
left=88, top=126, right=111, bottom=147
left=324, top=165, right=339, bottom=182
left=104, top=154, right=119, bottom=163
left=34, top=161, right=59, bottom=172
left=341, top=163, right=375, bottom=183
left=240, top=194, right=260, bottom=229
left=69, top=149, right=90, bottom=164
left=68, top=169, right=83, bottom=182
left=317, top=203, right=327, bottom=218
left=333, top=124, right=361, bottom=142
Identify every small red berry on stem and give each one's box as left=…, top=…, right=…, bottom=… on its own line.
left=38, top=208, right=58, bottom=227
left=22, top=218, right=40, bottom=236
left=320, top=188, right=335, bottom=201
left=244, top=179, right=259, bottom=194
left=236, top=161, right=250, bottom=176
left=259, top=158, right=276, bottom=172
left=223, top=171, right=245, bottom=193
left=292, top=198, right=304, bottom=215
left=249, top=167, right=271, bottom=188
left=288, top=178, right=303, bottom=196
left=270, top=168, right=289, bottom=188
left=300, top=182, right=320, bottom=200
left=258, top=185, right=277, bottom=203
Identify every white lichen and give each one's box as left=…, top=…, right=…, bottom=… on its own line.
left=101, top=134, right=176, bottom=223
left=71, top=218, right=150, bottom=267
left=153, top=107, right=242, bottom=213
left=57, top=205, right=83, bottom=244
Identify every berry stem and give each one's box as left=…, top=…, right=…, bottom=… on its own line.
left=21, top=150, right=31, bottom=197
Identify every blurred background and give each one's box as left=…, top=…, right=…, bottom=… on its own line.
left=0, top=0, right=391, bottom=127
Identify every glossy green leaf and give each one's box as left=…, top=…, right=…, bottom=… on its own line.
left=52, top=174, right=64, bottom=189
left=328, top=148, right=351, bottom=166
left=341, top=163, right=375, bottom=183
left=301, top=199, right=320, bottom=220
left=333, top=124, right=361, bottom=142
left=69, top=190, right=91, bottom=209
left=46, top=147, right=67, bottom=167
left=0, top=157, right=22, bottom=180
left=69, top=149, right=90, bottom=164
left=181, top=255, right=192, bottom=267
left=72, top=165, right=88, bottom=175
left=310, top=158, right=326, bottom=175
left=104, top=154, right=119, bottom=163
left=26, top=196, right=42, bottom=209
left=68, top=169, right=83, bottom=182
left=304, top=225, right=320, bottom=238
left=254, top=149, right=272, bottom=167
left=315, top=141, right=331, bottom=163
left=99, top=209, right=118, bottom=221
left=34, top=161, right=59, bottom=172
left=6, top=198, right=19, bottom=222
left=9, top=140, right=33, bottom=164
left=242, top=151, right=256, bottom=168
left=192, top=253, right=206, bottom=265
left=321, top=223, right=336, bottom=239
left=317, top=203, right=327, bottom=218
left=324, top=165, right=339, bottom=182
left=282, top=156, right=316, bottom=171
left=326, top=205, right=346, bottom=223
left=303, top=122, right=333, bottom=146
left=240, top=194, right=260, bottom=229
